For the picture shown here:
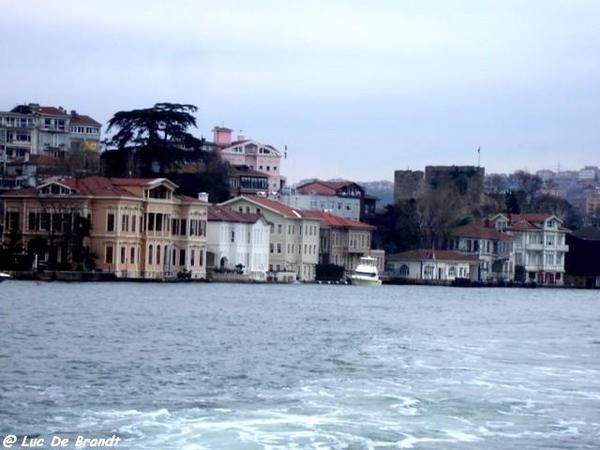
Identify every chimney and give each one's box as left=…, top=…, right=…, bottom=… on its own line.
left=212, top=126, right=232, bottom=147
left=198, top=192, right=209, bottom=202
left=237, top=134, right=245, bottom=142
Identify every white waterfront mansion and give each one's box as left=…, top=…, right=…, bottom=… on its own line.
left=206, top=204, right=270, bottom=280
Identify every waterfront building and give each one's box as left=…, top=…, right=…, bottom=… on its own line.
left=206, top=204, right=270, bottom=280
left=491, top=213, right=569, bottom=285
left=1, top=176, right=208, bottom=279
left=219, top=195, right=320, bottom=281
left=213, top=126, right=286, bottom=195
left=386, top=249, right=478, bottom=282
left=301, top=210, right=377, bottom=274
left=449, top=222, right=515, bottom=282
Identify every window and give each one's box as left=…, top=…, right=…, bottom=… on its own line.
left=179, top=249, right=186, bottom=266
left=130, top=247, right=135, bottom=264
left=399, top=264, right=409, bottom=277
left=231, top=230, right=235, bottom=242
left=191, top=250, right=196, bottom=266
left=277, top=243, right=282, bottom=253
left=106, top=245, right=114, bottom=264
left=131, top=214, right=136, bottom=233
left=6, top=211, right=19, bottom=231
left=107, top=213, right=115, bottom=232
left=120, top=246, right=126, bottom=264
left=148, top=245, right=153, bottom=264
left=122, top=214, right=129, bottom=232
left=156, top=245, right=161, bottom=265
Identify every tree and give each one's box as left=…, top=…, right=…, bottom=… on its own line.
left=105, top=103, right=206, bottom=176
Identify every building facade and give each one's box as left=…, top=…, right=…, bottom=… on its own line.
left=291, top=180, right=376, bottom=221
left=491, top=213, right=569, bottom=285
left=2, top=176, right=208, bottom=279
left=386, top=249, right=478, bottom=281
left=0, top=104, right=101, bottom=162
left=206, top=204, right=270, bottom=280
left=213, top=127, right=285, bottom=194
left=450, top=222, right=515, bottom=282
left=301, top=210, right=375, bottom=274
left=219, top=195, right=320, bottom=281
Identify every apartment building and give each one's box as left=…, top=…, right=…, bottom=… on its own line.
left=0, top=103, right=101, bottom=162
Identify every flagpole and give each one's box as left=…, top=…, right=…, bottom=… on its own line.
left=477, top=147, right=481, bottom=167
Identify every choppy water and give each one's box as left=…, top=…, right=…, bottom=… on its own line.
left=0, top=281, right=599, bottom=449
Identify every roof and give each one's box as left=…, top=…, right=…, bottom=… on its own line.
left=222, top=195, right=304, bottom=218
left=301, top=210, right=375, bottom=230
left=387, top=249, right=479, bottom=263
left=452, top=223, right=513, bottom=240
left=296, top=180, right=365, bottom=197
left=208, top=205, right=264, bottom=223
left=228, top=165, right=269, bottom=178
left=173, top=194, right=207, bottom=204
left=31, top=106, right=70, bottom=116
left=70, top=114, right=101, bottom=126
left=1, top=176, right=179, bottom=199
left=570, top=227, right=600, bottom=241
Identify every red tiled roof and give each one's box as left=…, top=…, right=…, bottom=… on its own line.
left=6, top=155, right=60, bottom=166
left=297, top=180, right=364, bottom=197
left=32, top=106, right=69, bottom=116
left=452, top=223, right=513, bottom=240
left=208, top=205, right=264, bottom=223
left=387, top=249, right=478, bottom=262
left=301, top=210, right=375, bottom=230
left=297, top=183, right=336, bottom=196
left=174, top=194, right=206, bottom=204
left=507, top=213, right=555, bottom=223
left=111, top=177, right=178, bottom=188
left=2, top=176, right=210, bottom=204
left=229, top=195, right=303, bottom=218
left=70, top=114, right=101, bottom=126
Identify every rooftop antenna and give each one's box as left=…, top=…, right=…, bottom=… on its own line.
left=477, top=147, right=481, bottom=167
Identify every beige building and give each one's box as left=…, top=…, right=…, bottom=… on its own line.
left=219, top=195, right=320, bottom=281
left=2, top=176, right=208, bottom=279
left=302, top=210, right=377, bottom=274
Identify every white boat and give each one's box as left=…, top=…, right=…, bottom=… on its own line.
left=0, top=271, right=11, bottom=282
left=349, top=256, right=382, bottom=286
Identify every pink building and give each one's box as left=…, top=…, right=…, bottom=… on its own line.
left=213, top=127, right=285, bottom=194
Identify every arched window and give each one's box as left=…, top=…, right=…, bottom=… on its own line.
left=448, top=266, right=457, bottom=277
left=148, top=244, right=153, bottom=264
left=399, top=264, right=409, bottom=277
left=156, top=245, right=161, bottom=265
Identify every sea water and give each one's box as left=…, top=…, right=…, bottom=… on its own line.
left=0, top=281, right=598, bottom=449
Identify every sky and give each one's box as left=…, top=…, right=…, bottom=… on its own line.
left=2, top=0, right=599, bottom=184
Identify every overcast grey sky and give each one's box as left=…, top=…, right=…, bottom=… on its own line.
left=2, top=1, right=599, bottom=183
